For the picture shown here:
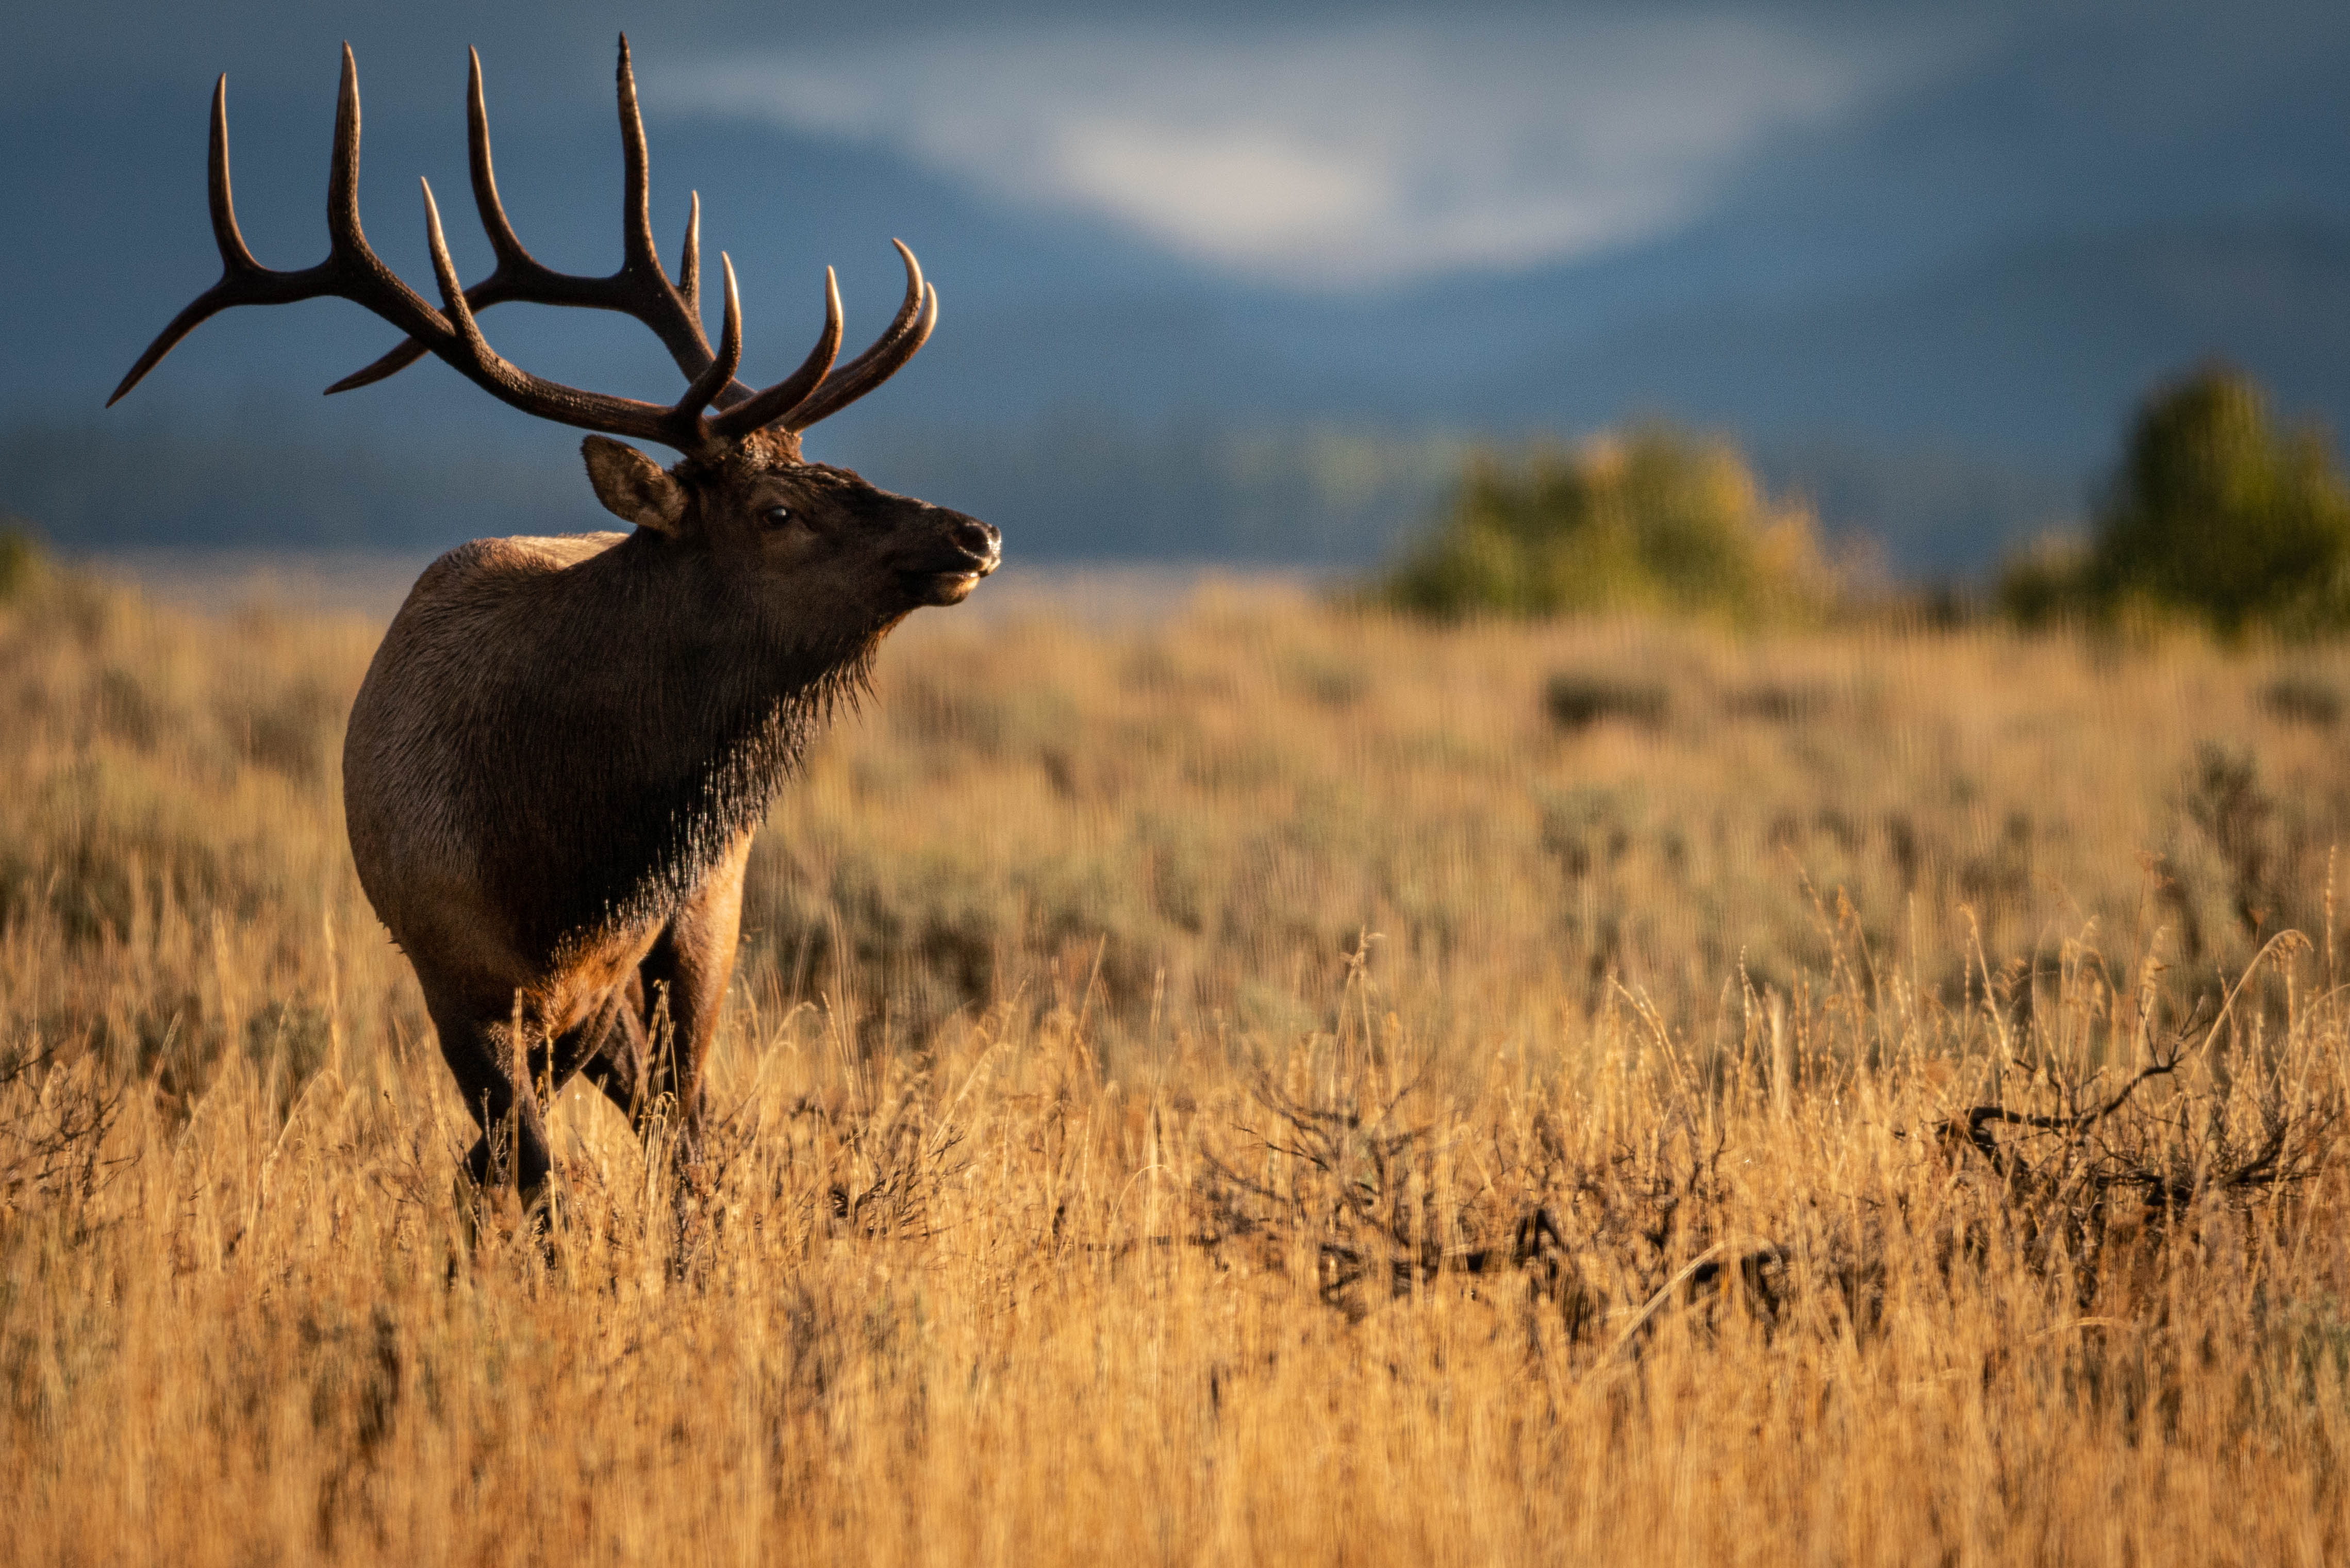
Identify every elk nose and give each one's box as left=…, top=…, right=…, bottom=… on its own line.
left=949, top=516, right=1000, bottom=564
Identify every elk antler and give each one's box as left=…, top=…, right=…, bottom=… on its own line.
left=319, top=37, right=933, bottom=437
left=109, top=40, right=937, bottom=450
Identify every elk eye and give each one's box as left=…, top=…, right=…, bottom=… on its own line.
left=761, top=505, right=792, bottom=529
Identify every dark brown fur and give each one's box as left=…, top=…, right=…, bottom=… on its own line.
left=344, top=430, right=998, bottom=1202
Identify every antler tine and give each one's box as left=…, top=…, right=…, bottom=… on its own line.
left=780, top=242, right=938, bottom=431
left=325, top=44, right=407, bottom=300
left=324, top=48, right=499, bottom=351
left=109, top=76, right=273, bottom=405
left=783, top=281, right=935, bottom=432
left=203, top=75, right=264, bottom=275
left=463, top=47, right=532, bottom=271
left=615, top=35, right=666, bottom=287
left=419, top=180, right=486, bottom=344
left=823, top=239, right=926, bottom=385
left=679, top=193, right=702, bottom=315
left=672, top=254, right=743, bottom=427
left=709, top=269, right=845, bottom=437
left=326, top=45, right=563, bottom=393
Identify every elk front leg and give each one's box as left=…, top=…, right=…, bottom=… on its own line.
left=562, top=972, right=653, bottom=1130
left=423, top=988, right=558, bottom=1216
left=635, top=843, right=754, bottom=1167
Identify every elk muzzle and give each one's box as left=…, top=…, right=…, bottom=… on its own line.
left=898, top=513, right=1001, bottom=606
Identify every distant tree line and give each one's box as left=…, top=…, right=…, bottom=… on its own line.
left=14, top=373, right=2339, bottom=621
left=0, top=401, right=2077, bottom=574
left=1380, top=363, right=2350, bottom=639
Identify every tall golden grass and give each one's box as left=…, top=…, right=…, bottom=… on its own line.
left=8, top=562, right=2350, bottom=1563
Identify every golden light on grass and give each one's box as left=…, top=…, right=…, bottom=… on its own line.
left=6, top=567, right=2350, bottom=1562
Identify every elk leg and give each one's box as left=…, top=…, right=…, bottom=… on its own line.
left=424, top=992, right=557, bottom=1215
left=566, top=972, right=656, bottom=1129
left=635, top=852, right=752, bottom=1167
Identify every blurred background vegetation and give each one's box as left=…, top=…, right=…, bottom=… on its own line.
left=1362, top=361, right=2350, bottom=639
left=0, top=517, right=40, bottom=603
left=14, top=357, right=2348, bottom=642
left=1998, top=365, right=2350, bottom=639
left=25, top=359, right=2350, bottom=640
left=1379, top=426, right=1834, bottom=624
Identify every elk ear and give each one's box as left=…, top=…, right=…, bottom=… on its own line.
left=582, top=436, right=686, bottom=534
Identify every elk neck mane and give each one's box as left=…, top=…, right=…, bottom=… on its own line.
left=579, top=603, right=880, bottom=947
left=415, top=529, right=887, bottom=954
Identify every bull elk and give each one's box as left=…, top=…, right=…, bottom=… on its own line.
left=110, top=39, right=1001, bottom=1212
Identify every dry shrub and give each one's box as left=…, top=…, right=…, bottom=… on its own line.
left=0, top=1041, right=124, bottom=1220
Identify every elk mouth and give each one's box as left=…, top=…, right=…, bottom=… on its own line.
left=899, top=554, right=998, bottom=606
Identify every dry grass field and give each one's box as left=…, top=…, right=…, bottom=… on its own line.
left=10, top=558, right=2350, bottom=1563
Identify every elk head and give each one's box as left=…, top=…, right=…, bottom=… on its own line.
left=107, top=38, right=1000, bottom=625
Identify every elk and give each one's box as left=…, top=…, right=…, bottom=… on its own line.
left=110, top=39, right=1000, bottom=1212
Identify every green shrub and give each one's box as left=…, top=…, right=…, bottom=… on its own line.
left=1381, top=425, right=1830, bottom=622
left=1993, top=534, right=2092, bottom=630
left=2000, top=365, right=2350, bottom=637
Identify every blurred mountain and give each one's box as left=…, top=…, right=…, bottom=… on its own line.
left=1471, top=219, right=2350, bottom=461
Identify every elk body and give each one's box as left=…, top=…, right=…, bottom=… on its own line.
left=112, top=40, right=999, bottom=1208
